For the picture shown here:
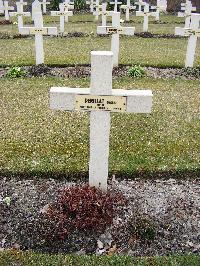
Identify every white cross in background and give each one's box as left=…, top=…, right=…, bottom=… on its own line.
left=10, top=2, right=31, bottom=29
left=94, top=2, right=109, bottom=26
left=2, top=1, right=14, bottom=20
left=120, top=0, right=136, bottom=21
left=19, top=12, right=58, bottom=65
left=175, top=13, right=200, bottom=67
left=93, top=0, right=101, bottom=21
left=41, top=0, right=50, bottom=14
left=32, top=0, right=42, bottom=21
left=0, top=0, right=5, bottom=14
left=178, top=0, right=196, bottom=28
left=86, top=0, right=95, bottom=13
left=110, top=0, right=122, bottom=12
left=157, top=0, right=167, bottom=11
left=136, top=3, right=157, bottom=32
left=97, top=12, right=135, bottom=66
left=51, top=3, right=73, bottom=33
left=63, top=0, right=74, bottom=22
left=50, top=51, right=153, bottom=191
left=135, top=0, right=145, bottom=12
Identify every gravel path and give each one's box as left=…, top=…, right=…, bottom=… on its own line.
left=0, top=177, right=199, bottom=255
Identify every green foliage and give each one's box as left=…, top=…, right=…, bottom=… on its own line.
left=128, top=217, right=156, bottom=242
left=127, top=65, right=146, bottom=78
left=50, top=0, right=62, bottom=11
left=6, top=66, right=26, bottom=78
left=74, top=0, right=87, bottom=10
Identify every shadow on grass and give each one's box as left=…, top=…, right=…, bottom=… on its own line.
left=1, top=169, right=199, bottom=181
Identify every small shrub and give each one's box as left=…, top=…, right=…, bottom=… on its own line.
left=128, top=217, right=156, bottom=242
left=45, top=185, right=127, bottom=240
left=128, top=65, right=146, bottom=78
left=6, top=66, right=26, bottom=78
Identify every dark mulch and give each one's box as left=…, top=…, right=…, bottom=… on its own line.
left=1, top=65, right=200, bottom=80
left=0, top=178, right=199, bottom=255
left=0, top=20, right=12, bottom=25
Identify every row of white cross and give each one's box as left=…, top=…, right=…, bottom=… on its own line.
left=0, top=0, right=74, bottom=21
left=2, top=1, right=200, bottom=68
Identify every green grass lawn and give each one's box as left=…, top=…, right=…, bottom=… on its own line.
left=1, top=76, right=199, bottom=179
left=0, top=36, right=199, bottom=67
left=0, top=14, right=185, bottom=35
left=0, top=13, right=199, bottom=67
left=0, top=251, right=199, bottom=266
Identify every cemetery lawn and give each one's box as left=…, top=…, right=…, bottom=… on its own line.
left=0, top=36, right=200, bottom=67
left=1, top=76, right=199, bottom=180
left=0, top=251, right=200, bottom=266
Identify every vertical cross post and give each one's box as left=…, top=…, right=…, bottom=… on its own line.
left=110, top=0, right=122, bottom=12
left=97, top=12, right=135, bottom=66
left=120, top=0, right=136, bottom=21
left=86, top=0, right=94, bottom=13
left=2, top=1, right=14, bottom=20
left=185, top=14, right=200, bottom=67
left=89, top=51, right=113, bottom=190
left=41, top=0, right=50, bottom=14
left=63, top=0, right=74, bottom=22
left=32, top=0, right=42, bottom=21
left=175, top=13, right=200, bottom=67
left=136, top=3, right=156, bottom=32
left=135, top=0, right=145, bottom=12
left=10, top=2, right=30, bottom=29
left=178, top=0, right=196, bottom=28
left=51, top=3, right=73, bottom=33
left=19, top=12, right=58, bottom=65
left=50, top=51, right=153, bottom=191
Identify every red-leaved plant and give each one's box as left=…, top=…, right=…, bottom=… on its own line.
left=46, top=185, right=126, bottom=240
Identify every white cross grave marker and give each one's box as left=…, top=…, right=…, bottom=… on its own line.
left=0, top=0, right=4, bottom=14
left=136, top=3, right=157, bottom=32
left=10, top=2, right=30, bottom=29
left=110, top=0, right=122, bottom=12
left=51, top=3, right=73, bottom=33
left=19, top=12, right=58, bottom=65
left=120, top=0, right=136, bottom=21
left=41, top=0, right=50, bottom=14
left=175, top=13, right=200, bottom=67
left=93, top=2, right=109, bottom=26
left=135, top=0, right=145, bottom=12
left=178, top=0, right=196, bottom=28
left=86, top=0, right=95, bottom=13
left=50, top=51, right=153, bottom=191
left=32, top=0, right=42, bottom=21
left=97, top=12, right=135, bottom=66
left=63, top=0, right=74, bottom=22
left=2, top=1, right=14, bottom=20
left=157, top=0, right=167, bottom=12
left=93, top=0, right=101, bottom=21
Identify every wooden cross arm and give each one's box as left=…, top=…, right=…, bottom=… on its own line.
left=97, top=26, right=135, bottom=35
left=10, top=11, right=31, bottom=17
left=51, top=10, right=73, bottom=16
left=50, top=87, right=153, bottom=113
left=19, top=27, right=58, bottom=35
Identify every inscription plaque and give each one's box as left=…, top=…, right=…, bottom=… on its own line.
left=107, top=27, right=124, bottom=34
left=75, top=95, right=126, bottom=112
left=30, top=28, right=48, bottom=34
